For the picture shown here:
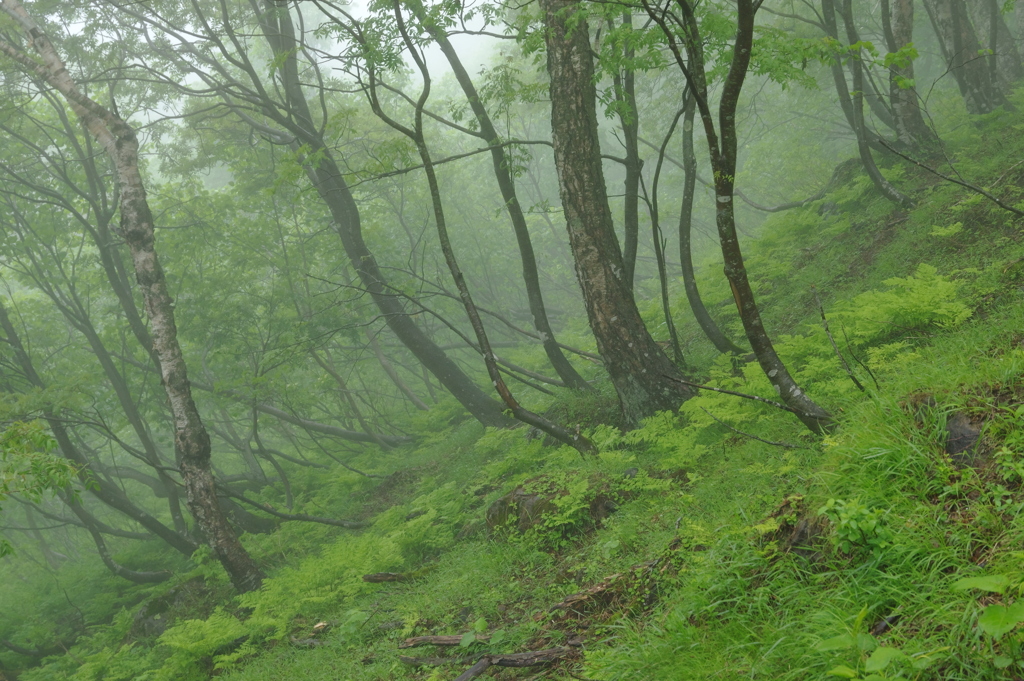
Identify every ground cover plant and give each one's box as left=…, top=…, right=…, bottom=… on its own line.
left=3, top=1, right=1024, bottom=680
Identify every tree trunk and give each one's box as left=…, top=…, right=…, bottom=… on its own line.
left=379, top=4, right=596, bottom=456
left=647, top=106, right=686, bottom=366
left=612, top=12, right=642, bottom=291
left=967, top=0, right=1023, bottom=91
left=540, top=0, right=691, bottom=426
left=416, top=12, right=592, bottom=392
left=824, top=0, right=913, bottom=207
left=881, top=0, right=938, bottom=148
left=677, top=89, right=745, bottom=355
left=646, top=0, right=832, bottom=432
left=923, top=0, right=1005, bottom=114
left=255, top=2, right=510, bottom=427
left=713, top=3, right=833, bottom=433
left=0, top=0, right=265, bottom=592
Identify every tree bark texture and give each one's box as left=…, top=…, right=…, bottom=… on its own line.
left=612, top=12, right=642, bottom=291
left=540, top=0, right=691, bottom=426
left=256, top=2, right=510, bottom=427
left=923, top=0, right=1005, bottom=114
left=417, top=12, right=592, bottom=392
left=881, top=0, right=937, bottom=148
left=0, top=0, right=264, bottom=592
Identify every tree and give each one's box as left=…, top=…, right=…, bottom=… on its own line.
left=924, top=0, right=1006, bottom=114
left=0, top=0, right=264, bottom=592
left=643, top=0, right=833, bottom=433
left=539, top=0, right=693, bottom=426
left=966, top=0, right=1023, bottom=92
left=820, top=0, right=913, bottom=207
left=676, top=86, right=744, bottom=355
left=881, top=0, right=937, bottom=149
left=404, top=0, right=592, bottom=392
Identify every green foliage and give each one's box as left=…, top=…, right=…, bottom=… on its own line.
left=817, top=498, right=893, bottom=558
left=0, top=421, right=78, bottom=557
left=154, top=609, right=251, bottom=681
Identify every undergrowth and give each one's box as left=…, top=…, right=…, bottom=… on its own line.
left=4, top=90, right=1024, bottom=681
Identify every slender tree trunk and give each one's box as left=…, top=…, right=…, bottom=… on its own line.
left=647, top=106, right=686, bottom=366
left=540, top=0, right=691, bottom=426
left=677, top=89, right=745, bottom=355
left=967, top=0, right=1023, bottom=90
left=881, top=0, right=937, bottom=148
left=713, top=3, right=832, bottom=433
left=644, top=0, right=832, bottom=432
left=0, top=0, right=264, bottom=592
left=416, top=12, right=592, bottom=392
left=381, top=5, right=596, bottom=455
left=824, top=0, right=913, bottom=207
left=255, top=2, right=510, bottom=427
left=612, top=12, right=642, bottom=291
left=924, top=0, right=1005, bottom=114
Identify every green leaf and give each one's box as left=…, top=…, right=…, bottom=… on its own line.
left=825, top=665, right=858, bottom=679
left=856, top=633, right=878, bottom=652
left=816, top=634, right=855, bottom=651
left=952, top=575, right=1010, bottom=594
left=473, top=617, right=488, bottom=633
left=864, top=646, right=907, bottom=672
left=459, top=631, right=477, bottom=648
left=978, top=602, right=1024, bottom=639
left=994, top=655, right=1014, bottom=669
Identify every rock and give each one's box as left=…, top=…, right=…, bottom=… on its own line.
left=946, top=411, right=981, bottom=459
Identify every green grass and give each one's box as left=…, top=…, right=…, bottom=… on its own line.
left=7, top=89, right=1024, bottom=681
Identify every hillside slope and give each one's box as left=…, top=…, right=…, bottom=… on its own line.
left=4, top=101, right=1024, bottom=681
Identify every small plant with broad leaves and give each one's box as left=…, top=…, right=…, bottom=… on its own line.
left=817, top=498, right=893, bottom=558
left=952, top=573, right=1024, bottom=672
left=816, top=607, right=946, bottom=680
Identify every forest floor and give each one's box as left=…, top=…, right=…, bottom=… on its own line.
left=4, top=106, right=1024, bottom=681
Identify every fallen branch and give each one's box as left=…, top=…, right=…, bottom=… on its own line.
left=399, top=634, right=490, bottom=649
left=363, top=572, right=409, bottom=583
left=446, top=647, right=577, bottom=679
left=489, top=646, right=576, bottom=667
left=399, top=654, right=476, bottom=666
left=454, top=658, right=493, bottom=681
